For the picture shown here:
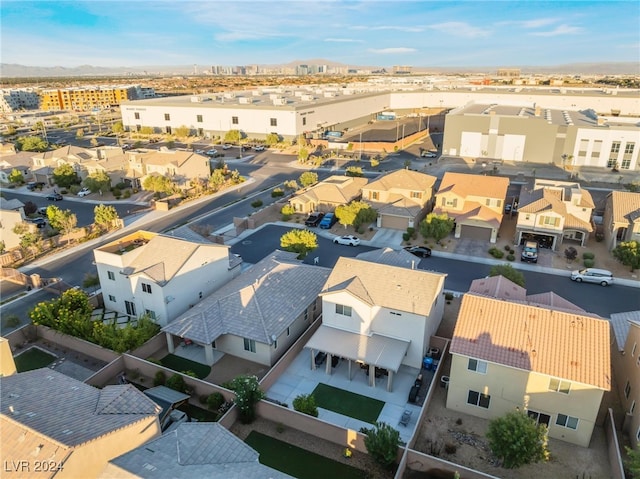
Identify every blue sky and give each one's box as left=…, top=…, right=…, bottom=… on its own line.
left=1, top=1, right=639, bottom=68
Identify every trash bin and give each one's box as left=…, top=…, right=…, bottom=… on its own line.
left=440, top=375, right=450, bottom=389
left=423, top=356, right=434, bottom=371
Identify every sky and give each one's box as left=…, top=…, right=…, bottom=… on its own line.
left=1, top=0, right=639, bottom=68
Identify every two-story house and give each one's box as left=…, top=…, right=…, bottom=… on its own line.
left=129, top=149, right=211, bottom=190
left=448, top=293, right=610, bottom=447
left=433, top=172, right=509, bottom=243
left=306, top=256, right=446, bottom=391
left=0, top=197, right=27, bottom=250
left=362, top=169, right=437, bottom=230
left=603, top=190, right=640, bottom=251
left=94, top=231, right=241, bottom=326
left=31, top=145, right=126, bottom=184
left=516, top=179, right=595, bottom=250
left=289, top=175, right=368, bottom=214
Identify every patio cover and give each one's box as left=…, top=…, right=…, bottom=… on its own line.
left=306, top=325, right=410, bottom=372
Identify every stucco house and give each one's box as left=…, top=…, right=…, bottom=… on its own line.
left=447, top=292, right=610, bottom=447
left=609, top=310, right=640, bottom=450
left=162, top=250, right=329, bottom=367
left=94, top=231, right=241, bottom=327
left=306, top=256, right=446, bottom=391
left=0, top=150, right=32, bottom=184
left=603, top=190, right=640, bottom=251
left=1, top=368, right=162, bottom=479
left=515, top=179, right=595, bottom=249
left=129, top=148, right=211, bottom=190
left=31, top=145, right=124, bottom=182
left=433, top=172, right=509, bottom=243
left=0, top=197, right=27, bottom=250
left=0, top=337, right=16, bottom=377
left=289, top=175, right=368, bottom=214
left=362, top=169, right=437, bottom=230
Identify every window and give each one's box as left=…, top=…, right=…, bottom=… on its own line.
left=467, top=358, right=487, bottom=374
left=107, top=271, right=115, bottom=281
left=273, top=339, right=277, bottom=349
left=630, top=400, right=636, bottom=414
left=411, top=191, right=422, bottom=199
left=304, top=309, right=308, bottom=321
left=542, top=216, right=560, bottom=227
left=302, top=117, right=306, bottom=126
left=108, top=294, right=116, bottom=302
left=196, top=114, right=203, bottom=123
left=164, top=113, right=170, bottom=121
left=371, top=191, right=379, bottom=200
left=625, top=380, right=631, bottom=399
left=624, top=142, right=635, bottom=155
left=527, top=410, right=551, bottom=427
left=142, top=283, right=152, bottom=294
left=243, top=338, right=256, bottom=353
left=467, top=390, right=490, bottom=409
left=286, top=327, right=290, bottom=336
left=607, top=158, right=617, bottom=168
left=335, top=304, right=352, bottom=316
left=485, top=198, right=491, bottom=206
left=125, top=301, right=136, bottom=316
left=556, top=413, right=578, bottom=430
left=270, top=118, right=277, bottom=127
left=549, top=378, right=571, bottom=394
left=165, top=126, right=172, bottom=134
left=134, top=112, right=140, bottom=120
left=145, top=309, right=156, bottom=320
left=621, top=158, right=631, bottom=169
left=232, top=116, right=238, bottom=125
left=611, top=142, right=621, bottom=153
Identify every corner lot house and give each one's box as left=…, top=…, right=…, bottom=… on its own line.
left=433, top=172, right=509, bottom=243
left=289, top=175, right=368, bottom=214
left=603, top=190, right=640, bottom=251
left=162, top=251, right=329, bottom=366
left=1, top=369, right=161, bottom=479
left=448, top=293, right=610, bottom=447
left=94, top=231, right=241, bottom=326
left=362, top=169, right=437, bottom=230
left=306, top=256, right=446, bottom=391
left=0, top=197, right=27, bottom=250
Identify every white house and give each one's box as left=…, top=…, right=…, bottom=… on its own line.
left=94, top=231, right=241, bottom=326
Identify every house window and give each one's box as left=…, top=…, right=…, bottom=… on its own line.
left=611, top=142, right=621, bottom=153
left=335, top=304, right=352, bottom=317
left=270, top=118, right=277, bottom=127
left=621, top=158, right=631, bottom=169
left=107, top=271, right=115, bottom=280
left=134, top=112, right=140, bottom=120
left=549, top=378, right=571, bottom=394
left=243, top=338, right=256, bottom=353
left=302, top=117, right=306, bottom=126
left=485, top=199, right=491, bottom=206
left=411, top=191, right=421, bottom=199
left=542, top=216, right=559, bottom=227
left=467, top=358, right=487, bottom=374
left=142, top=283, right=152, bottom=294
left=164, top=113, right=170, bottom=121
left=630, top=400, right=636, bottom=414
left=273, top=339, right=277, bottom=349
left=304, top=309, right=308, bottom=321
left=232, top=116, right=238, bottom=125
left=196, top=115, right=203, bottom=123
left=556, top=413, right=579, bottom=430
left=467, top=390, right=490, bottom=409
left=625, top=380, right=631, bottom=399
left=108, top=294, right=116, bottom=302
left=145, top=309, right=156, bottom=320
left=624, top=143, right=635, bottom=155
left=527, top=410, right=551, bottom=427
left=286, top=327, right=290, bottom=336
left=125, top=300, right=136, bottom=316
left=165, top=126, right=172, bottom=134
left=607, top=157, right=617, bottom=168
left=371, top=191, right=379, bottom=200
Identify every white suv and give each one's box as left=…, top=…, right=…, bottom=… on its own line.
left=77, top=187, right=91, bottom=197
left=570, top=268, right=614, bottom=286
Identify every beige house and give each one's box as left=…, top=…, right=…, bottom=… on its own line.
left=603, top=190, right=640, bottom=251
left=362, top=169, right=437, bottom=230
left=129, top=148, right=211, bottom=190
left=516, top=179, right=595, bottom=250
left=1, top=368, right=161, bottom=479
left=31, top=145, right=124, bottom=181
left=610, top=310, right=640, bottom=449
left=289, top=175, right=368, bottom=214
left=162, top=251, right=329, bottom=367
left=0, top=337, right=16, bottom=377
left=0, top=151, right=32, bottom=183
left=448, top=293, right=610, bottom=447
left=306, top=256, right=446, bottom=391
left=433, top=172, right=509, bottom=243
left=0, top=198, right=27, bottom=250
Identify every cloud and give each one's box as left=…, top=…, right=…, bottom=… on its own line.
left=324, top=38, right=364, bottom=43
left=497, top=18, right=558, bottom=29
left=531, top=24, right=584, bottom=37
left=351, top=25, right=423, bottom=33
left=368, top=47, right=417, bottom=54
left=427, top=22, right=491, bottom=38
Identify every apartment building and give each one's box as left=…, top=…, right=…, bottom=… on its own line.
left=0, top=88, right=40, bottom=112
left=41, top=85, right=142, bottom=111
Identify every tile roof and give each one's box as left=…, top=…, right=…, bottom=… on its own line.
left=321, top=256, right=446, bottom=317
left=451, top=294, right=610, bottom=390
left=356, top=247, right=423, bottom=269
left=369, top=194, right=423, bottom=217
left=162, top=251, right=330, bottom=344
left=134, top=149, right=208, bottom=168
left=293, top=175, right=368, bottom=204
left=0, top=197, right=25, bottom=211
left=525, top=292, right=585, bottom=312
left=1, top=369, right=161, bottom=449
left=101, top=423, right=293, bottom=479
left=364, top=169, right=436, bottom=192
left=436, top=172, right=509, bottom=199
left=610, top=191, right=640, bottom=225
left=518, top=183, right=594, bottom=231
left=609, top=310, right=640, bottom=351
left=434, top=202, right=503, bottom=229
left=468, top=275, right=527, bottom=302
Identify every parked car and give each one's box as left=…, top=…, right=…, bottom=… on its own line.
left=37, top=206, right=49, bottom=216
left=194, top=149, right=205, bottom=154
left=333, top=235, right=361, bottom=246
left=206, top=149, right=218, bottom=156
left=570, top=268, right=614, bottom=286
left=77, top=187, right=91, bottom=197
left=319, top=212, right=337, bottom=229
left=241, top=144, right=253, bottom=151
left=254, top=145, right=266, bottom=151
left=404, top=245, right=432, bottom=258
left=46, top=193, right=63, bottom=201
left=121, top=144, right=131, bottom=150
left=28, top=217, right=47, bottom=228
left=305, top=212, right=325, bottom=227
left=26, top=181, right=46, bottom=191
left=420, top=151, right=437, bottom=158
left=222, top=144, right=233, bottom=150
left=520, top=240, right=538, bottom=263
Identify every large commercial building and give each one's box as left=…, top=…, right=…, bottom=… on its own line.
left=0, top=88, right=40, bottom=112
left=41, top=85, right=144, bottom=111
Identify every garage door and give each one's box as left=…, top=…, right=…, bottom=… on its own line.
left=381, top=215, right=409, bottom=230
left=461, top=224, right=492, bottom=241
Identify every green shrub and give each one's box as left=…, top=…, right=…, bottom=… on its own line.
left=199, top=394, right=208, bottom=405
left=584, top=258, right=595, bottom=268
left=293, top=393, right=319, bottom=417
left=444, top=292, right=454, bottom=301
left=251, top=199, right=263, bottom=208
left=182, top=370, right=197, bottom=378
left=362, top=422, right=401, bottom=469
left=402, top=233, right=411, bottom=241
left=207, top=392, right=225, bottom=411
left=583, top=252, right=595, bottom=260
left=123, top=189, right=131, bottom=199
left=507, top=254, right=515, bottom=261
left=488, top=247, right=505, bottom=259
left=271, top=188, right=285, bottom=198
left=504, top=245, right=511, bottom=251
left=166, top=373, right=187, bottom=393
left=154, top=371, right=166, bottom=386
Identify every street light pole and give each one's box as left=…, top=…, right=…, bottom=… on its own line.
left=359, top=131, right=363, bottom=160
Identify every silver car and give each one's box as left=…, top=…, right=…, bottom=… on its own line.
left=570, top=268, right=613, bottom=286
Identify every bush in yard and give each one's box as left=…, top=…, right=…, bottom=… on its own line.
left=420, top=213, right=454, bottom=242
left=230, top=375, right=264, bottom=424
left=281, top=204, right=295, bottom=220
left=154, top=371, right=166, bottom=386
left=506, top=254, right=515, bottom=261
left=625, top=445, right=640, bottom=478
left=613, top=240, right=640, bottom=271
left=166, top=373, right=187, bottom=393
left=564, top=246, right=578, bottom=262
left=292, top=393, right=318, bottom=417
left=583, top=258, right=595, bottom=268
left=486, top=410, right=549, bottom=469
left=207, top=392, right=225, bottom=411
left=251, top=199, right=263, bottom=208
left=280, top=229, right=318, bottom=259
left=271, top=187, right=285, bottom=198
left=402, top=232, right=411, bottom=242
left=488, top=247, right=504, bottom=259
left=362, top=421, right=401, bottom=469
left=583, top=251, right=595, bottom=260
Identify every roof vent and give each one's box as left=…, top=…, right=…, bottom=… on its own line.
left=33, top=445, right=44, bottom=457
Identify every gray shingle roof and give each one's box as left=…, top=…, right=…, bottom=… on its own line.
left=162, top=251, right=330, bottom=344
left=609, top=310, right=640, bottom=351
left=101, top=423, right=294, bottom=479
left=357, top=247, right=422, bottom=269
left=1, top=369, right=161, bottom=447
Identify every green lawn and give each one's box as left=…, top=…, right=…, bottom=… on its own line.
left=312, top=383, right=384, bottom=424
left=245, top=431, right=367, bottom=479
left=14, top=347, right=56, bottom=372
left=159, top=354, right=211, bottom=379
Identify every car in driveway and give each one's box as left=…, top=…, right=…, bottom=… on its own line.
left=46, top=193, right=63, bottom=201
left=404, top=245, right=432, bottom=258
left=26, top=181, right=46, bottom=191
left=28, top=217, right=47, bottom=228
left=333, top=235, right=360, bottom=246
left=520, top=240, right=538, bottom=263
left=305, top=212, right=325, bottom=227
left=319, top=212, right=337, bottom=229
left=77, top=187, right=91, bottom=197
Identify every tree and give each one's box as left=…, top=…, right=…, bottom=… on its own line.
left=486, top=410, right=549, bottom=469
left=335, top=201, right=375, bottom=229
left=564, top=246, right=578, bottom=262
left=224, top=129, right=241, bottom=143
left=265, top=132, right=280, bottom=145
left=174, top=125, right=190, bottom=138
left=281, top=204, right=295, bottom=220
left=166, top=373, right=187, bottom=393
left=625, top=445, right=640, bottom=478
left=15, top=135, right=48, bottom=152
left=362, top=422, right=401, bottom=469
left=280, top=229, right=318, bottom=258
left=298, top=146, right=310, bottom=163
left=112, top=121, right=124, bottom=134
left=284, top=180, right=299, bottom=191
left=8, top=169, right=24, bottom=184
left=94, top=204, right=119, bottom=231
left=47, top=207, right=77, bottom=240
left=142, top=175, right=175, bottom=194
left=613, top=241, right=640, bottom=271
left=82, top=273, right=100, bottom=293
left=140, top=126, right=154, bottom=136
left=419, top=213, right=454, bottom=242
left=335, top=203, right=358, bottom=229
left=488, top=264, right=526, bottom=287
left=76, top=128, right=85, bottom=139
left=52, top=163, right=78, bottom=188
left=298, top=171, right=318, bottom=188
left=292, top=393, right=318, bottom=417
left=346, top=166, right=363, bottom=177
left=208, top=169, right=226, bottom=191
left=230, top=375, right=264, bottom=424
left=84, top=171, right=111, bottom=193
left=23, top=201, right=37, bottom=216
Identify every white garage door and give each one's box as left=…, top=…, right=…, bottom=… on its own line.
left=460, top=132, right=482, bottom=157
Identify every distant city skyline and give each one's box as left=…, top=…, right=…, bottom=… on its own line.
left=1, top=1, right=639, bottom=69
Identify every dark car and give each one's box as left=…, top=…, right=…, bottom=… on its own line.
left=404, top=246, right=432, bottom=258
left=28, top=217, right=47, bottom=228
left=46, top=193, right=63, bottom=201
left=305, top=212, right=325, bottom=227
left=520, top=240, right=539, bottom=263
left=26, top=181, right=46, bottom=191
